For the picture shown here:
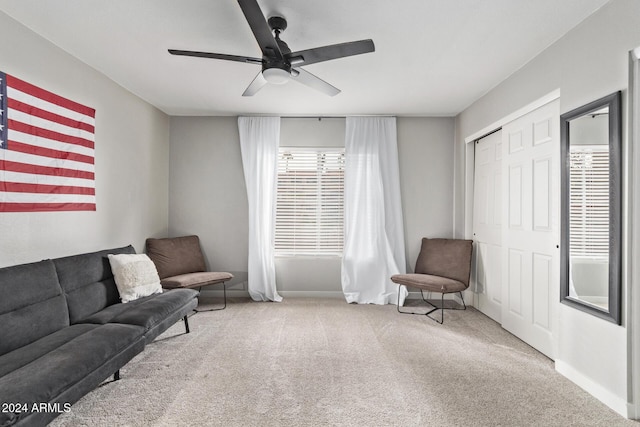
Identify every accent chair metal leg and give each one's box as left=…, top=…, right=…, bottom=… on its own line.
left=114, top=370, right=120, bottom=381
left=458, top=291, right=467, bottom=310
left=397, top=287, right=440, bottom=319
left=396, top=287, right=467, bottom=325
left=193, top=282, right=227, bottom=312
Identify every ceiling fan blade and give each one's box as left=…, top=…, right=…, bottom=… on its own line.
left=168, top=49, right=262, bottom=64
left=237, top=0, right=283, bottom=60
left=291, top=68, right=340, bottom=96
left=286, top=39, right=374, bottom=67
left=242, top=72, right=268, bottom=96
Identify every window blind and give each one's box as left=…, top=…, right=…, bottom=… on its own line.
left=569, top=145, right=609, bottom=258
left=275, top=148, right=345, bottom=255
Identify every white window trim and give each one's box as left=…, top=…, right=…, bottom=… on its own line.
left=275, top=146, right=345, bottom=257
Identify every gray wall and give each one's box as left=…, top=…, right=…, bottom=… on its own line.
left=453, top=0, right=640, bottom=416
left=168, top=116, right=455, bottom=296
left=168, top=117, right=248, bottom=287
left=0, top=12, right=170, bottom=267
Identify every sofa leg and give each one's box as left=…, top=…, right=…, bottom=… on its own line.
left=183, top=314, right=190, bottom=334
left=114, top=370, right=120, bottom=381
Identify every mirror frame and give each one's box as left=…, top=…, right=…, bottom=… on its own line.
left=560, top=91, right=622, bottom=324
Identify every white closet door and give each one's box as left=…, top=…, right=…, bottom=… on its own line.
left=472, top=130, right=503, bottom=322
left=501, top=99, right=560, bottom=359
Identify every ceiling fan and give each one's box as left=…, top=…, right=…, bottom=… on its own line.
left=168, top=0, right=375, bottom=97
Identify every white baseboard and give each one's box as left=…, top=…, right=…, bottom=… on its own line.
left=627, top=403, right=638, bottom=420
left=199, top=289, right=345, bottom=299
left=199, top=289, right=250, bottom=298
left=555, top=360, right=631, bottom=418
left=199, top=289, right=471, bottom=303
left=278, top=291, right=345, bottom=299
left=406, top=291, right=469, bottom=303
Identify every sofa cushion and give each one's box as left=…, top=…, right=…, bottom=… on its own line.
left=82, top=288, right=198, bottom=330
left=107, top=253, right=163, bottom=302
left=0, top=260, right=69, bottom=357
left=146, top=235, right=206, bottom=279
left=390, top=273, right=467, bottom=293
left=0, top=324, right=101, bottom=378
left=0, top=323, right=145, bottom=427
left=53, top=245, right=136, bottom=323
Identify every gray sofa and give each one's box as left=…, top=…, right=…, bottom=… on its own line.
left=0, top=245, right=199, bottom=427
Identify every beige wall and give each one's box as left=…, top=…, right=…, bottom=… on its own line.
left=0, top=12, right=170, bottom=267
left=453, top=0, right=640, bottom=417
left=168, top=116, right=455, bottom=295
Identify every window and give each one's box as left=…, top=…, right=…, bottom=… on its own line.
left=275, top=148, right=345, bottom=255
left=569, top=145, right=609, bottom=258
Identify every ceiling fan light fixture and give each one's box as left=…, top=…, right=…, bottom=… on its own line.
left=262, top=67, right=290, bottom=85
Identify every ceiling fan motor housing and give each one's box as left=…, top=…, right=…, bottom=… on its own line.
left=267, top=16, right=287, bottom=33
left=262, top=16, right=293, bottom=82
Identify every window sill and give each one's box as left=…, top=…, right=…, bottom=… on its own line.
left=275, top=253, right=342, bottom=259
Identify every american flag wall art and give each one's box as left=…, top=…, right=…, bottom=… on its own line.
left=0, top=72, right=96, bottom=212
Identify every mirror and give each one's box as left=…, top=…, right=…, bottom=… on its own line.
left=560, top=91, right=621, bottom=324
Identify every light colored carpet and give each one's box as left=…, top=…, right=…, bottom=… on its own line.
left=50, top=297, right=636, bottom=427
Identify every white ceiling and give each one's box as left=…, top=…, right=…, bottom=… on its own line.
left=0, top=0, right=610, bottom=116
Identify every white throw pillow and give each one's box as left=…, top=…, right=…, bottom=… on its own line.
left=107, top=253, right=163, bottom=303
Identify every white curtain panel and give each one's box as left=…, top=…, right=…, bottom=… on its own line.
left=342, top=116, right=408, bottom=305
left=238, top=116, right=283, bottom=302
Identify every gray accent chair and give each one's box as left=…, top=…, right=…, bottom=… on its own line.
left=146, top=235, right=233, bottom=312
left=391, top=238, right=473, bottom=324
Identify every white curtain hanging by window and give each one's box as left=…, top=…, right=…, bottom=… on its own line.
left=342, top=116, right=407, bottom=305
left=238, top=116, right=282, bottom=302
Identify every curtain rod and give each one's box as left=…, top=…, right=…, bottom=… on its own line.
left=239, top=115, right=395, bottom=119
left=238, top=115, right=396, bottom=120
left=280, top=116, right=344, bottom=119
left=279, top=115, right=396, bottom=119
